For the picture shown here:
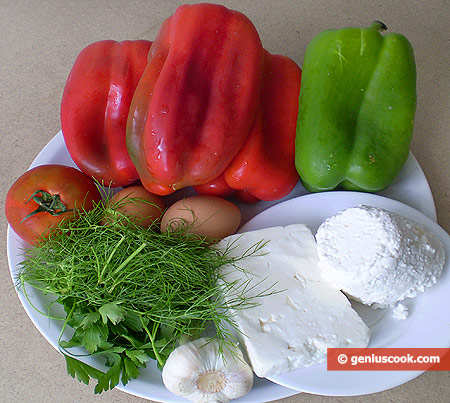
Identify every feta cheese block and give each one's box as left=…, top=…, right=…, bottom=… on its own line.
left=316, top=205, right=446, bottom=307
left=216, top=224, right=370, bottom=378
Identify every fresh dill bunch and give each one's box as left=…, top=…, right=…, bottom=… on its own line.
left=18, top=198, right=266, bottom=392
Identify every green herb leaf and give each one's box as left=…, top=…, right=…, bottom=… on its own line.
left=81, top=322, right=108, bottom=354
left=97, top=340, right=115, bottom=350
left=120, top=332, right=146, bottom=349
left=65, top=355, right=104, bottom=386
left=99, top=301, right=126, bottom=325
left=159, top=323, right=175, bottom=340
left=109, top=322, right=129, bottom=336
left=101, top=352, right=122, bottom=368
left=94, top=364, right=121, bottom=393
left=126, top=349, right=149, bottom=366
left=122, top=356, right=141, bottom=384
left=123, top=310, right=145, bottom=332
left=80, top=311, right=101, bottom=330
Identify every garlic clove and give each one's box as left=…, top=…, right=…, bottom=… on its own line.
left=162, top=338, right=254, bottom=402
left=221, top=371, right=255, bottom=400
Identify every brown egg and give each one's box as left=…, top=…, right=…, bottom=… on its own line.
left=105, top=185, right=166, bottom=227
left=160, top=195, right=241, bottom=241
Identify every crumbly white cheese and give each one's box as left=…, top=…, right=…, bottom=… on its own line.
left=391, top=303, right=409, bottom=320
left=316, top=205, right=446, bottom=307
left=216, top=224, right=370, bottom=378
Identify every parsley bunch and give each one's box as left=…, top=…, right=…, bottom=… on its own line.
left=18, top=200, right=263, bottom=393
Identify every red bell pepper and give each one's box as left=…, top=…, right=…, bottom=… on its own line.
left=195, top=50, right=301, bottom=201
left=193, top=172, right=237, bottom=199
left=61, top=40, right=152, bottom=187
left=193, top=172, right=260, bottom=203
left=126, top=3, right=264, bottom=195
left=224, top=51, right=301, bottom=200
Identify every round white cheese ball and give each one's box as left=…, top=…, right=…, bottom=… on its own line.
left=316, top=205, right=445, bottom=307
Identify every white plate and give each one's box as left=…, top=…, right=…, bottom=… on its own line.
left=6, top=131, right=440, bottom=401
left=240, top=191, right=450, bottom=396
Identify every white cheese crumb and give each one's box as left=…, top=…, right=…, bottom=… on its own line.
left=316, top=205, right=446, bottom=307
left=391, top=303, right=409, bottom=320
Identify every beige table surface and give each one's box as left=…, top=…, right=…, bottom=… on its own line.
left=1, top=1, right=449, bottom=402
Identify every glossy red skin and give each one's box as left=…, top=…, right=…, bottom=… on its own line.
left=61, top=40, right=152, bottom=187
left=234, top=189, right=260, bottom=204
left=193, top=173, right=236, bottom=198
left=224, top=50, right=302, bottom=201
left=193, top=173, right=260, bottom=204
left=126, top=3, right=264, bottom=195
left=5, top=164, right=102, bottom=245
left=196, top=51, right=301, bottom=202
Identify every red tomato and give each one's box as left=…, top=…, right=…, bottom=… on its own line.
left=5, top=164, right=102, bottom=245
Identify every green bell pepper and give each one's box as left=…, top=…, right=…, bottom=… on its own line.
left=295, top=22, right=417, bottom=192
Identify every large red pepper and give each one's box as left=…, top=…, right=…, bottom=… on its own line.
left=61, top=40, right=152, bottom=187
left=126, top=3, right=264, bottom=195
left=195, top=50, right=301, bottom=201
left=224, top=51, right=301, bottom=200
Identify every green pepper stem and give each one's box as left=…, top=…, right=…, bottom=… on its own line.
left=369, top=21, right=388, bottom=32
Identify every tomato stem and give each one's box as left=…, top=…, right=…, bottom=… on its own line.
left=21, top=189, right=73, bottom=223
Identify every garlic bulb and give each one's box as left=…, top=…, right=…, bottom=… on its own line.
left=162, top=338, right=254, bottom=402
